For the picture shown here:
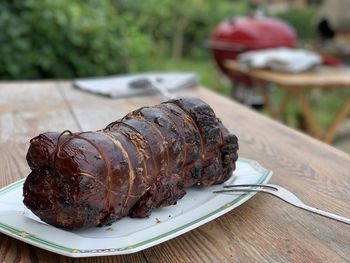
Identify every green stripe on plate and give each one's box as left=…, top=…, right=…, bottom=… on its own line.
left=0, top=178, right=25, bottom=196
left=0, top=221, right=75, bottom=253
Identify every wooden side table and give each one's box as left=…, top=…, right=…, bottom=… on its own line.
left=225, top=60, right=350, bottom=143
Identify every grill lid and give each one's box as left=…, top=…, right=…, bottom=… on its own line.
left=209, top=16, right=297, bottom=50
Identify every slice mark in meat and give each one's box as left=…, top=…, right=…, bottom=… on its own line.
left=118, top=130, right=149, bottom=187
left=75, top=171, right=138, bottom=198
left=96, top=130, right=135, bottom=213
left=52, top=130, right=117, bottom=212
left=107, top=121, right=156, bottom=180
left=132, top=115, right=169, bottom=174
left=155, top=105, right=187, bottom=168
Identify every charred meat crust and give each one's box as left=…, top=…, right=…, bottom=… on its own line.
left=23, top=97, right=238, bottom=230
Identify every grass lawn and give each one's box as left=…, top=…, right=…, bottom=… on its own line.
left=273, top=88, right=350, bottom=130
left=143, top=57, right=350, bottom=132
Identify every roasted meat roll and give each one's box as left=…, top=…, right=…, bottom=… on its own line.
left=23, top=97, right=238, bottom=229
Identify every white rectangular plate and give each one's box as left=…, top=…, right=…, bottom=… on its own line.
left=0, top=158, right=272, bottom=257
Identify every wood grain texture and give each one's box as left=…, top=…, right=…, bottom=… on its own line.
left=57, top=81, right=156, bottom=131
left=141, top=88, right=350, bottom=263
left=0, top=82, right=80, bottom=186
left=0, top=82, right=147, bottom=263
left=1, top=81, right=350, bottom=263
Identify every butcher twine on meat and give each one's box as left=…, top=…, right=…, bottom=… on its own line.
left=23, top=97, right=239, bottom=229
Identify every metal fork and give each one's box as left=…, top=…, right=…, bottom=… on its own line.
left=129, top=77, right=177, bottom=99
left=214, top=184, right=350, bottom=225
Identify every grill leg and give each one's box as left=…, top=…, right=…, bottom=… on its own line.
left=231, top=82, right=265, bottom=110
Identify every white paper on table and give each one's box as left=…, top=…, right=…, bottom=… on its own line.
left=238, top=47, right=322, bottom=73
left=73, top=72, right=198, bottom=99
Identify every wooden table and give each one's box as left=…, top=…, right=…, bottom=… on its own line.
left=1, top=81, right=350, bottom=263
left=225, top=60, right=350, bottom=144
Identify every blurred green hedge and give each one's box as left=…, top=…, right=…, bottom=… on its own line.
left=0, top=1, right=319, bottom=80
left=274, top=7, right=317, bottom=41
left=0, top=0, right=152, bottom=79
left=0, top=0, right=247, bottom=80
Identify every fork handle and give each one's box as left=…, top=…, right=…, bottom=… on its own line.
left=150, top=78, right=177, bottom=100
left=300, top=205, right=350, bottom=225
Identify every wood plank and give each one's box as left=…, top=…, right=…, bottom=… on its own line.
left=0, top=82, right=80, bottom=185
left=1, top=82, right=350, bottom=262
left=58, top=83, right=350, bottom=262
left=57, top=81, right=161, bottom=131
left=151, top=88, right=350, bottom=263
left=0, top=82, right=148, bottom=263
